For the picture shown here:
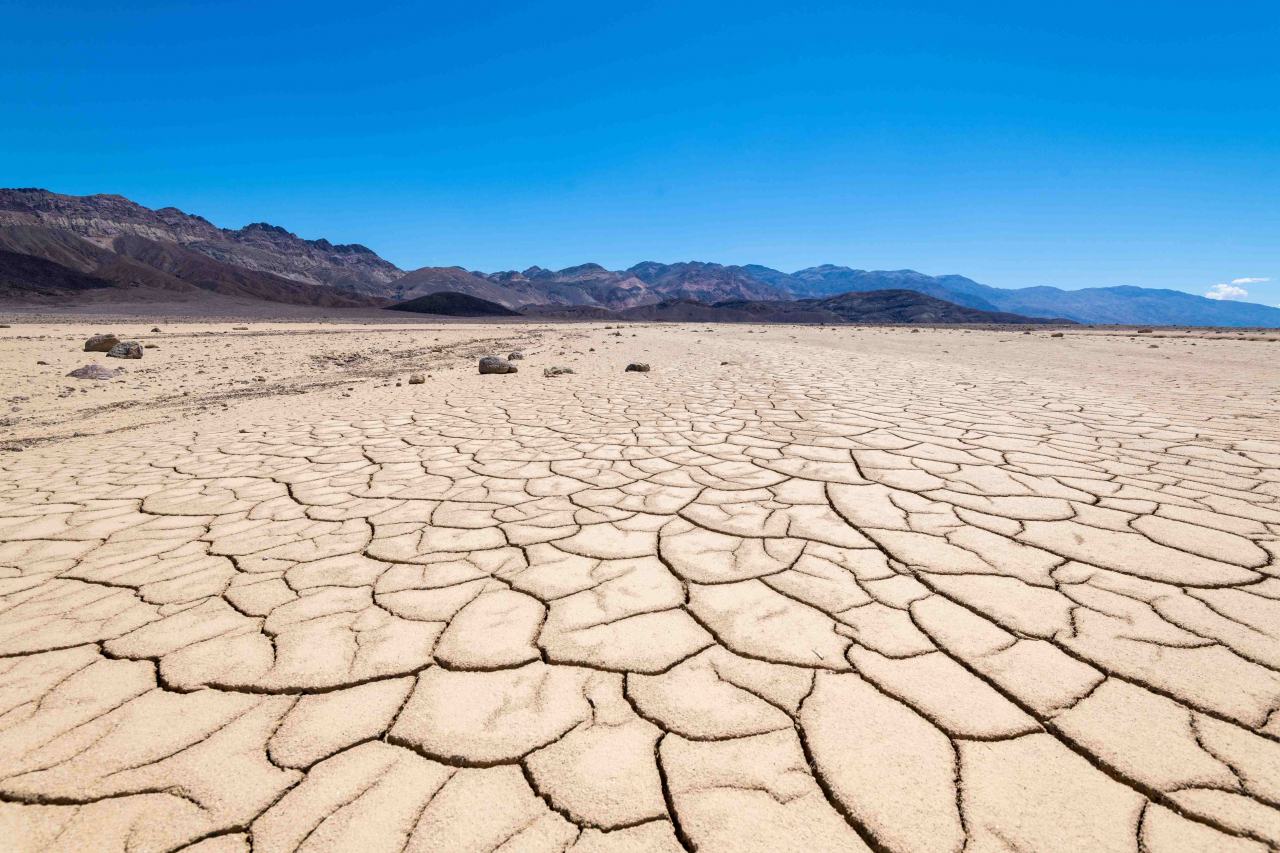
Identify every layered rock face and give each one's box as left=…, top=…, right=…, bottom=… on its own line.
left=0, top=188, right=403, bottom=292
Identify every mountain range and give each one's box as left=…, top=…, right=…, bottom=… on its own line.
left=1, top=188, right=1276, bottom=326
left=523, top=291, right=1071, bottom=325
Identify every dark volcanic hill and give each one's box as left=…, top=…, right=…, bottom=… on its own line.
left=533, top=290, right=1072, bottom=325
left=386, top=291, right=521, bottom=317
left=0, top=188, right=403, bottom=292
left=808, top=290, right=1070, bottom=324
left=614, top=298, right=841, bottom=324
left=387, top=266, right=538, bottom=308
left=0, top=249, right=115, bottom=296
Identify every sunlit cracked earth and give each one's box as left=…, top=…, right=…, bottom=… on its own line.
left=3, top=322, right=1280, bottom=853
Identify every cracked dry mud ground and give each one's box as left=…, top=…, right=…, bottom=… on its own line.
left=2, top=324, right=1280, bottom=853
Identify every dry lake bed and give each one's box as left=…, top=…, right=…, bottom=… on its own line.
left=1, top=319, right=1279, bottom=853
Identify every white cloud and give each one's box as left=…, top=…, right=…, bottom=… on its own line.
left=1232, top=277, right=1271, bottom=285
left=1206, top=283, right=1249, bottom=300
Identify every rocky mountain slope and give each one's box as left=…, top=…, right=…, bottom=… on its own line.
left=528, top=290, right=1072, bottom=325
left=0, top=224, right=382, bottom=308
left=0, top=188, right=403, bottom=292
left=468, top=261, right=789, bottom=309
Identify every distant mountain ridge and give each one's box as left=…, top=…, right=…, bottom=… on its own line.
left=526, top=290, right=1071, bottom=325
left=744, top=265, right=1280, bottom=326
left=471, top=261, right=789, bottom=309
left=2, top=188, right=1277, bottom=326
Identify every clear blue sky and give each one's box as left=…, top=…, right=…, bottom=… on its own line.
left=2, top=1, right=1277, bottom=304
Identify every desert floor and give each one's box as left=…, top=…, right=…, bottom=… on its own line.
left=1, top=319, right=1279, bottom=853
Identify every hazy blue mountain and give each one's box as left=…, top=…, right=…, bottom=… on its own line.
left=747, top=265, right=1280, bottom=327
left=968, top=285, right=1280, bottom=326
left=747, top=265, right=1004, bottom=311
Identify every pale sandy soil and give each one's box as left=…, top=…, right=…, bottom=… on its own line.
left=1, top=320, right=1279, bottom=853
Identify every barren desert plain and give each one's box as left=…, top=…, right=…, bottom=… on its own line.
left=2, top=316, right=1280, bottom=853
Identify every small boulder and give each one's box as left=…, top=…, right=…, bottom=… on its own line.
left=84, top=333, right=120, bottom=352
left=151, top=327, right=162, bottom=332
left=1050, top=332, right=1064, bottom=338
left=233, top=326, right=249, bottom=331
left=508, top=351, right=524, bottom=361
left=625, top=363, right=650, bottom=372
left=67, top=364, right=121, bottom=380
left=107, top=341, right=143, bottom=359
left=408, top=374, right=426, bottom=384
left=479, top=356, right=517, bottom=374
left=543, top=366, right=574, bottom=377
left=144, top=344, right=158, bottom=349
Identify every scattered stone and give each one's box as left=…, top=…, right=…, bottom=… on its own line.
left=107, top=341, right=143, bottom=359
left=144, top=344, right=158, bottom=349
left=36, top=360, right=48, bottom=365
left=66, top=364, right=121, bottom=380
left=408, top=374, right=426, bottom=384
left=0, top=324, right=10, bottom=328
left=233, top=326, right=249, bottom=330
left=625, top=363, right=651, bottom=372
left=253, top=376, right=266, bottom=382
left=911, top=329, right=920, bottom=333
left=83, top=333, right=120, bottom=352
left=508, top=351, right=524, bottom=360
left=1137, top=328, right=1153, bottom=333
left=1050, top=333, right=1064, bottom=338
left=544, top=366, right=574, bottom=377
left=151, top=327, right=162, bottom=332
left=1149, top=344, right=1158, bottom=348
left=479, top=356, right=517, bottom=374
